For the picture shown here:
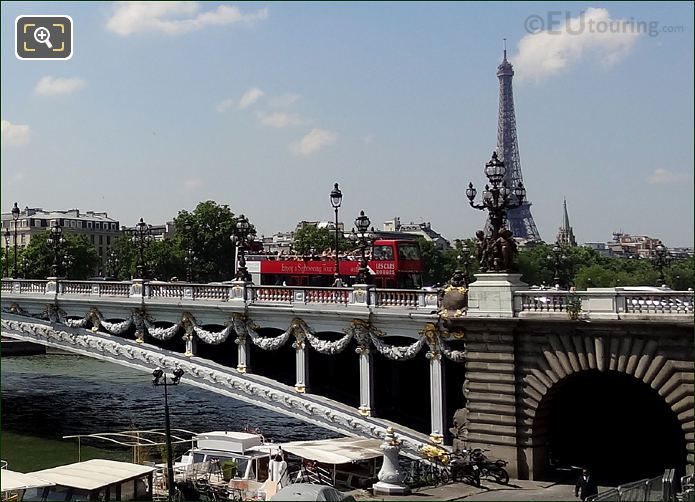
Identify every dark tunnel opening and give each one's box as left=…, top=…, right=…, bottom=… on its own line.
left=535, top=369, right=687, bottom=486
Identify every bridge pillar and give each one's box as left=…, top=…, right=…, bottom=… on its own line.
left=358, top=348, right=374, bottom=416
left=294, top=339, right=309, bottom=393
left=427, top=350, right=445, bottom=443
left=45, top=278, right=58, bottom=301
left=229, top=280, right=250, bottom=302
left=129, top=279, right=147, bottom=300
left=352, top=284, right=374, bottom=307
left=466, top=273, right=526, bottom=318
left=236, top=335, right=250, bottom=373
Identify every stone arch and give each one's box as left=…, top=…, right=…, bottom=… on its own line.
left=519, top=332, right=693, bottom=480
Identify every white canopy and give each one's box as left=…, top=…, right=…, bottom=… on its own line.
left=278, top=437, right=383, bottom=465
left=1, top=469, right=54, bottom=491
left=29, top=459, right=155, bottom=491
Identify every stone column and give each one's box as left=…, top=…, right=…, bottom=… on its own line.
left=294, top=335, right=308, bottom=393
left=357, top=347, right=374, bottom=416
left=45, top=277, right=60, bottom=300
left=427, top=350, right=445, bottom=444
left=372, top=427, right=410, bottom=496
left=236, top=334, right=250, bottom=373
left=183, top=334, right=195, bottom=357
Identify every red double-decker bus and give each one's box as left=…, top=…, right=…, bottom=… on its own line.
left=247, top=239, right=423, bottom=289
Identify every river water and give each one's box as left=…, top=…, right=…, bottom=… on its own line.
left=1, top=354, right=334, bottom=471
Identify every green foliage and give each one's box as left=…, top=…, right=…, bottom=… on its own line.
left=417, top=237, right=476, bottom=286
left=20, top=231, right=98, bottom=279
left=293, top=226, right=332, bottom=255
left=111, top=201, right=252, bottom=282
left=292, top=225, right=352, bottom=255
left=174, top=201, right=252, bottom=282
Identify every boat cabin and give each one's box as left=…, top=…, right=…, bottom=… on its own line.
left=178, top=431, right=272, bottom=483
left=24, top=459, right=155, bottom=501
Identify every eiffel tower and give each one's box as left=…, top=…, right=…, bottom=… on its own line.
left=493, top=44, right=542, bottom=242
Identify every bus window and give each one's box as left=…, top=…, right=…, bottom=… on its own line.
left=372, top=245, right=394, bottom=260
left=398, top=273, right=422, bottom=289
left=398, top=243, right=420, bottom=260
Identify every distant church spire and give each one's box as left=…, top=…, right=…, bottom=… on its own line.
left=557, top=198, right=577, bottom=246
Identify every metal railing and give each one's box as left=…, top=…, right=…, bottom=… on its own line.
left=589, top=469, right=676, bottom=501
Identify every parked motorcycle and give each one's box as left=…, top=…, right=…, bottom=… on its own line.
left=470, top=448, right=509, bottom=485
left=449, top=450, right=481, bottom=487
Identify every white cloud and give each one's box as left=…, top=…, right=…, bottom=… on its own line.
left=258, top=112, right=305, bottom=128
left=1, top=120, right=30, bottom=147
left=269, top=93, right=301, bottom=108
left=291, top=128, right=338, bottom=156
left=647, top=168, right=689, bottom=184
left=34, top=76, right=86, bottom=96
left=238, top=88, right=264, bottom=109
left=514, top=8, right=641, bottom=82
left=106, top=1, right=268, bottom=36
left=216, top=98, right=235, bottom=113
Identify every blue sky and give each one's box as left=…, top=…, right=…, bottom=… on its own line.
left=2, top=1, right=693, bottom=246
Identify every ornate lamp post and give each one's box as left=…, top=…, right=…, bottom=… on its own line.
left=652, top=242, right=671, bottom=287
left=547, top=243, right=567, bottom=289
left=130, top=218, right=152, bottom=279
left=350, top=211, right=373, bottom=284
left=231, top=214, right=252, bottom=282
left=184, top=248, right=197, bottom=283
left=152, top=367, right=184, bottom=501
left=12, top=202, right=20, bottom=278
left=466, top=151, right=526, bottom=272
left=330, top=183, right=343, bottom=279
left=20, top=256, right=28, bottom=279
left=3, top=227, right=10, bottom=278
left=62, top=254, right=74, bottom=280
left=106, top=250, right=120, bottom=280
left=47, top=221, right=65, bottom=277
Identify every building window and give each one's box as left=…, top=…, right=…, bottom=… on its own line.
left=99, top=235, right=103, bottom=245
left=107, top=236, right=111, bottom=245
left=88, top=222, right=92, bottom=229
left=95, top=222, right=101, bottom=230
left=41, top=219, right=47, bottom=227
left=91, top=235, right=95, bottom=244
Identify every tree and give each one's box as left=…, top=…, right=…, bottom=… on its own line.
left=174, top=201, right=251, bottom=282
left=21, top=231, right=98, bottom=279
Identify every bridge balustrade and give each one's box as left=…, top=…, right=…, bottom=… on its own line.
left=622, top=292, right=693, bottom=315
left=374, top=289, right=421, bottom=308
left=249, top=285, right=353, bottom=306
left=2, top=278, right=693, bottom=318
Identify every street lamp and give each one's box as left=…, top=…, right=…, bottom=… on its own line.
left=547, top=243, right=567, bottom=289
left=184, top=248, right=197, bottom=283
left=466, top=151, right=526, bottom=272
left=130, top=218, right=152, bottom=279
left=152, top=367, right=185, bottom=500
left=12, top=202, right=20, bottom=278
left=47, top=221, right=65, bottom=277
left=330, top=183, right=343, bottom=279
left=450, top=239, right=471, bottom=287
left=62, top=254, right=74, bottom=280
left=106, top=250, right=120, bottom=280
left=350, top=210, right=373, bottom=284
left=3, top=227, right=10, bottom=278
left=231, top=214, right=252, bottom=282
left=652, top=242, right=671, bottom=287
left=20, top=256, right=28, bottom=279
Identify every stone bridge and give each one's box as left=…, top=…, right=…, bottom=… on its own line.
left=1, top=277, right=693, bottom=481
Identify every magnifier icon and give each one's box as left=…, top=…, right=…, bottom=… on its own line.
left=34, top=26, right=53, bottom=49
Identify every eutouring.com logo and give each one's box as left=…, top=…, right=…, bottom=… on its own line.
left=524, top=11, right=685, bottom=38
